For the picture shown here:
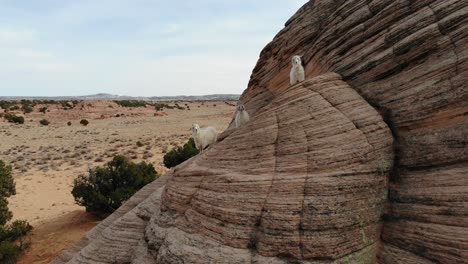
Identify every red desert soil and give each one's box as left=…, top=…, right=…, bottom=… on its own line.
left=17, top=210, right=103, bottom=264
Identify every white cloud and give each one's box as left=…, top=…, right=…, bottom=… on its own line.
left=160, top=24, right=181, bottom=35
left=14, top=48, right=53, bottom=59
left=0, top=28, right=36, bottom=43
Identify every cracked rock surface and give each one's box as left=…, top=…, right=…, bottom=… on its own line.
left=54, top=0, right=467, bottom=263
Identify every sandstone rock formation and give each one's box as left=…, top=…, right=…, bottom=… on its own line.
left=54, top=0, right=467, bottom=263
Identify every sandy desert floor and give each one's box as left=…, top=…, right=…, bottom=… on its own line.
left=0, top=100, right=236, bottom=263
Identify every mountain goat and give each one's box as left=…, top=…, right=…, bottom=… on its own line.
left=234, top=104, right=250, bottom=128
left=191, top=124, right=217, bottom=152
left=290, top=55, right=305, bottom=85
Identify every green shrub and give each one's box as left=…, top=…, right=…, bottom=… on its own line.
left=8, top=106, right=20, bottom=111
left=71, top=155, right=158, bottom=213
left=39, top=107, right=47, bottom=114
left=0, top=101, right=15, bottom=110
left=0, top=161, right=32, bottom=263
left=80, top=119, right=89, bottom=126
left=22, top=105, right=33, bottom=114
left=3, top=114, right=24, bottom=124
left=163, top=138, right=199, bottom=168
left=174, top=103, right=185, bottom=110
left=136, top=141, right=144, bottom=147
left=39, top=119, right=49, bottom=126
left=114, top=100, right=147, bottom=108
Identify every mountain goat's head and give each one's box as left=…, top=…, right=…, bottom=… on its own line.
left=291, top=55, right=302, bottom=68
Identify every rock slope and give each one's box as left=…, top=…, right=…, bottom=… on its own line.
left=54, top=0, right=467, bottom=263
left=54, top=73, right=393, bottom=263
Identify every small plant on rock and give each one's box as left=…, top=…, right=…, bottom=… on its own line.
left=377, top=160, right=392, bottom=176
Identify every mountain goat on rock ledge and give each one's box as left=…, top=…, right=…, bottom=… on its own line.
left=234, top=104, right=250, bottom=128
left=290, top=55, right=305, bottom=85
left=191, top=124, right=217, bottom=153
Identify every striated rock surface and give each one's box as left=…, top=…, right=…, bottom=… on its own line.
left=54, top=0, right=467, bottom=263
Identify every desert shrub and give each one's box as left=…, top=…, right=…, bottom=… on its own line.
left=67, top=121, right=72, bottom=126
left=39, top=119, right=49, bottom=126
left=8, top=106, right=20, bottom=111
left=163, top=138, right=199, bottom=168
left=0, top=160, right=32, bottom=263
left=71, top=155, right=158, bottom=213
left=22, top=105, right=33, bottom=114
left=80, top=119, right=89, bottom=126
left=0, top=101, right=15, bottom=110
left=4, top=114, right=24, bottom=124
left=174, top=103, right=185, bottom=110
left=154, top=103, right=176, bottom=111
left=136, top=141, right=144, bottom=147
left=154, top=104, right=164, bottom=111
left=39, top=107, right=47, bottom=114
left=114, top=100, right=147, bottom=108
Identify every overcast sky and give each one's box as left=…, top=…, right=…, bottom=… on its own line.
left=0, top=0, right=307, bottom=97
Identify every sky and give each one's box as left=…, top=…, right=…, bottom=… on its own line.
left=0, top=0, right=307, bottom=97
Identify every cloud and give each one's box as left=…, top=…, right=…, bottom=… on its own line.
left=0, top=28, right=36, bottom=43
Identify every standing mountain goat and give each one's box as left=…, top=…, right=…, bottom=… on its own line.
left=191, top=124, right=218, bottom=152
left=235, top=104, right=250, bottom=128
left=290, top=55, right=305, bottom=85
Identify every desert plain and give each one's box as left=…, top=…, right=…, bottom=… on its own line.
left=0, top=100, right=236, bottom=263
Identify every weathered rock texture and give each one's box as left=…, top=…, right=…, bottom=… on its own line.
left=54, top=0, right=467, bottom=263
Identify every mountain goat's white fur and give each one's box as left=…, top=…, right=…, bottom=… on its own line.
left=191, top=124, right=218, bottom=152
left=234, top=104, right=250, bottom=128
left=290, top=55, right=305, bottom=85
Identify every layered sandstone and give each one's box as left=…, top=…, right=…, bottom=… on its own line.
left=54, top=0, right=467, bottom=263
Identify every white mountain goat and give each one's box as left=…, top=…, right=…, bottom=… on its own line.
left=191, top=124, right=218, bottom=152
left=290, top=55, right=305, bottom=85
left=234, top=104, right=250, bottom=128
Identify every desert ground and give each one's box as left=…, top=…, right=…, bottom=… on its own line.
left=0, top=100, right=236, bottom=263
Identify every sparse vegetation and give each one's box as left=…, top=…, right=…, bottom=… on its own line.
left=136, top=141, right=144, bottom=147
left=3, top=114, right=24, bottom=124
left=67, top=121, right=72, bottom=126
left=154, top=103, right=177, bottom=111
left=0, top=160, right=33, bottom=263
left=71, top=155, right=158, bottom=213
left=22, top=105, right=33, bottom=114
left=174, top=103, right=185, bottom=110
left=39, top=107, right=48, bottom=114
left=9, top=105, right=20, bottom=111
left=377, top=160, right=392, bottom=176
left=80, top=119, right=89, bottom=126
left=114, top=100, right=147, bottom=108
left=39, top=119, right=49, bottom=126
left=163, top=138, right=199, bottom=168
